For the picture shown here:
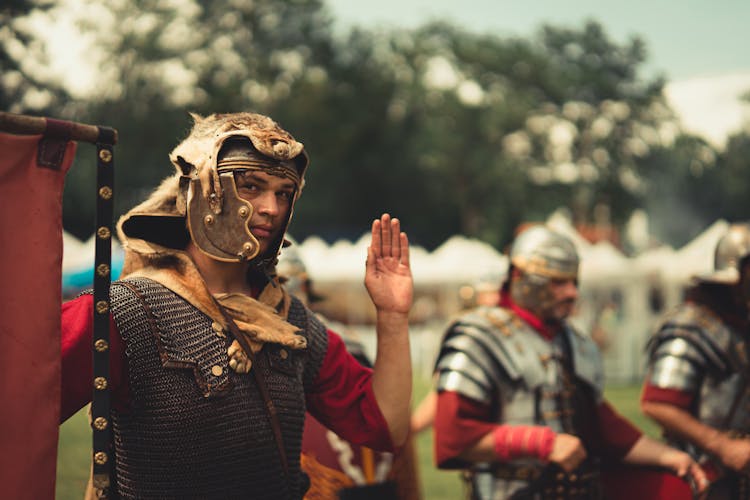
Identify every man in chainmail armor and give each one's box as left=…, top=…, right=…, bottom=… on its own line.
left=60, top=112, right=413, bottom=499
left=642, top=222, right=750, bottom=499
left=432, top=224, right=707, bottom=500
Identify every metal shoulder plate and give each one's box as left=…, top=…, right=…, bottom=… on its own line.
left=564, top=324, right=605, bottom=397
left=647, top=303, right=739, bottom=375
left=646, top=338, right=704, bottom=392
left=435, top=306, right=548, bottom=404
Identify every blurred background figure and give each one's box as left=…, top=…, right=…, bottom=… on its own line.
left=457, top=272, right=504, bottom=311
left=432, top=225, right=706, bottom=500
left=277, top=242, right=422, bottom=500
left=641, top=222, right=750, bottom=499
left=473, top=272, right=504, bottom=308
left=412, top=271, right=505, bottom=436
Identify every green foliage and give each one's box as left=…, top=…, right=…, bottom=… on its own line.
left=714, top=132, right=750, bottom=223
left=0, top=0, right=69, bottom=113
left=3, top=1, right=749, bottom=248
left=641, top=129, right=750, bottom=247
left=640, top=135, right=719, bottom=246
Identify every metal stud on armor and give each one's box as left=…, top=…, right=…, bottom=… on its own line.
left=104, top=278, right=328, bottom=499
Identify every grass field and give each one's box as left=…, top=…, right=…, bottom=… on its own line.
left=56, top=379, right=657, bottom=500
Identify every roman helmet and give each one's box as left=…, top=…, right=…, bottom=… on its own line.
left=117, top=112, right=308, bottom=274
left=507, top=225, right=579, bottom=319
left=694, top=223, right=750, bottom=286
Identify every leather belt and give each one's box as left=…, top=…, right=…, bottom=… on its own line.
left=492, top=463, right=602, bottom=500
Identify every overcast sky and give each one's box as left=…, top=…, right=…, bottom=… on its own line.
left=33, top=0, right=750, bottom=148
left=325, top=0, right=749, bottom=80
left=325, top=0, right=750, bottom=147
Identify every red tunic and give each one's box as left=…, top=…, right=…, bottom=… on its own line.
left=60, top=294, right=392, bottom=451
left=434, top=293, right=642, bottom=468
left=641, top=384, right=694, bottom=409
left=434, top=392, right=641, bottom=467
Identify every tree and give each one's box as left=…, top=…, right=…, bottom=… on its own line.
left=0, top=0, right=70, bottom=113
left=326, top=20, right=670, bottom=248
left=640, top=134, right=720, bottom=246
left=3, top=3, right=712, bottom=251
left=37, top=0, right=340, bottom=238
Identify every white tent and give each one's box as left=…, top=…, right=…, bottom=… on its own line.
left=62, top=230, right=87, bottom=271
left=668, top=219, right=728, bottom=282
left=580, top=240, right=633, bottom=282
left=421, top=235, right=507, bottom=285
left=297, top=232, right=505, bottom=287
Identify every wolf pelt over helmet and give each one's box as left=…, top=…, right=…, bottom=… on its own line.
left=118, top=112, right=309, bottom=268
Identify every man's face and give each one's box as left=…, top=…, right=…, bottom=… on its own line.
left=234, top=169, right=295, bottom=255
left=542, top=277, right=579, bottom=322
left=512, top=269, right=578, bottom=324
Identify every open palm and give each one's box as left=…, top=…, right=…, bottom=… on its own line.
left=364, top=214, right=413, bottom=314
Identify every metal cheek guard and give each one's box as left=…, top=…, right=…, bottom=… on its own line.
left=187, top=172, right=260, bottom=262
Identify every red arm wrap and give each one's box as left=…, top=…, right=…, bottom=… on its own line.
left=493, top=424, right=556, bottom=461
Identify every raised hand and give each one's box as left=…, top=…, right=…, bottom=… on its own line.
left=364, top=213, right=413, bottom=315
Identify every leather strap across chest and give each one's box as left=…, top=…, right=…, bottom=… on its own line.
left=218, top=303, right=291, bottom=479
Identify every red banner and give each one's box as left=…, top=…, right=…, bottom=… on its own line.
left=0, top=132, right=76, bottom=499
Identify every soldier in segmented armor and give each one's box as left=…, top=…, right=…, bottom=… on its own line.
left=60, top=112, right=414, bottom=499
left=433, top=225, right=707, bottom=500
left=642, top=222, right=750, bottom=499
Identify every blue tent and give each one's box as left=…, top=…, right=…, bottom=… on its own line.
left=62, top=254, right=124, bottom=297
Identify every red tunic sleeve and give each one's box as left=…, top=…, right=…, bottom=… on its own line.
left=434, top=391, right=555, bottom=469
left=60, top=294, right=129, bottom=422
left=596, top=400, right=642, bottom=460
left=435, top=392, right=640, bottom=467
left=305, top=330, right=393, bottom=452
left=434, top=390, right=498, bottom=468
left=641, top=383, right=694, bottom=409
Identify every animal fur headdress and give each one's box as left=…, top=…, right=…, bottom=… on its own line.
left=117, top=112, right=309, bottom=274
